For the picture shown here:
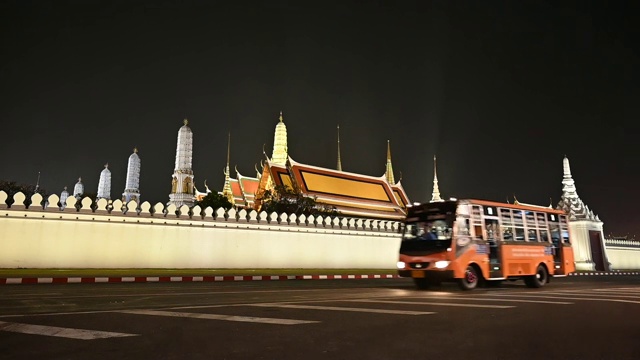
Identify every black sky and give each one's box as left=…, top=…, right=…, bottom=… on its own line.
left=1, top=0, right=638, bottom=236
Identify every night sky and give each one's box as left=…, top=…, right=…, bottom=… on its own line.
left=1, top=1, right=638, bottom=236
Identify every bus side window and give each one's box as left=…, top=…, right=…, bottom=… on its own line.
left=539, top=229, right=550, bottom=243
left=502, top=227, right=513, bottom=241
left=550, top=224, right=560, bottom=247
left=527, top=229, right=538, bottom=242
left=485, top=219, right=498, bottom=242
left=474, top=225, right=483, bottom=240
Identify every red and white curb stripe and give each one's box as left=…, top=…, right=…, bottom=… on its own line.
left=0, top=274, right=399, bottom=285
left=568, top=272, right=640, bottom=276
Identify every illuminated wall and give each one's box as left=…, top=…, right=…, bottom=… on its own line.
left=604, top=238, right=640, bottom=270
left=0, top=191, right=401, bottom=269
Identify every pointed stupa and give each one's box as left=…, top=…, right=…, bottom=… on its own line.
left=430, top=155, right=444, bottom=202
left=384, top=140, right=395, bottom=184
left=556, top=156, right=599, bottom=221
left=168, top=118, right=195, bottom=207
left=271, top=111, right=288, bottom=166
left=221, top=132, right=234, bottom=204
left=337, top=125, right=342, bottom=171
left=60, top=186, right=69, bottom=207
left=73, top=177, right=84, bottom=198
left=122, top=147, right=141, bottom=203
left=97, top=163, right=111, bottom=200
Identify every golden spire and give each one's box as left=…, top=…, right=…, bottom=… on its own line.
left=226, top=132, right=231, bottom=167
left=271, top=111, right=288, bottom=165
left=385, top=140, right=395, bottom=184
left=222, top=132, right=234, bottom=205
left=337, top=125, right=342, bottom=171
left=430, top=155, right=443, bottom=202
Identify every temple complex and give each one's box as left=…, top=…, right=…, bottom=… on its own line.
left=96, top=164, right=111, bottom=200
left=122, top=147, right=141, bottom=203
left=168, top=119, right=195, bottom=207
left=216, top=111, right=410, bottom=220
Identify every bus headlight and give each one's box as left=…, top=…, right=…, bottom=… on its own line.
left=435, top=261, right=450, bottom=269
left=396, top=261, right=406, bottom=269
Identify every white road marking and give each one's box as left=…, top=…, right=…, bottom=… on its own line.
left=247, top=303, right=434, bottom=315
left=482, top=293, right=640, bottom=304
left=119, top=309, right=319, bottom=325
left=0, top=321, right=138, bottom=340
left=343, top=299, right=515, bottom=308
left=401, top=296, right=573, bottom=305
left=547, top=290, right=640, bottom=298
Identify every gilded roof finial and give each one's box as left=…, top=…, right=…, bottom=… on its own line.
left=430, top=155, right=443, bottom=202
left=513, top=194, right=519, bottom=205
left=279, top=111, right=283, bottom=122
left=226, top=132, right=231, bottom=167
left=337, top=125, right=342, bottom=171
left=386, top=140, right=392, bottom=161
left=384, top=140, right=395, bottom=184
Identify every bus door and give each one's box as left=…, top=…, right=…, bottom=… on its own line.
left=555, top=215, right=575, bottom=275
left=485, top=218, right=503, bottom=278
left=546, top=214, right=573, bottom=275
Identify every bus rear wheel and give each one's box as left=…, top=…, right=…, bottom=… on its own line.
left=525, top=264, right=548, bottom=288
left=457, top=265, right=479, bottom=290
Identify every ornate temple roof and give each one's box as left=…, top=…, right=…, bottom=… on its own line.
left=258, top=156, right=409, bottom=220
left=223, top=111, right=410, bottom=220
left=556, top=156, right=601, bottom=222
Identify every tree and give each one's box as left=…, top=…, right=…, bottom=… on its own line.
left=260, top=185, right=338, bottom=217
left=196, top=192, right=233, bottom=211
left=0, top=180, right=48, bottom=207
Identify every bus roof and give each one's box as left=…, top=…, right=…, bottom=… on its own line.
left=409, top=199, right=567, bottom=215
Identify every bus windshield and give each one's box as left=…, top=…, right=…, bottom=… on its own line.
left=402, top=219, right=453, bottom=241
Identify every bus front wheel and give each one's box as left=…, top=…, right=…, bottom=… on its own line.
left=525, top=264, right=548, bottom=288
left=457, top=265, right=479, bottom=290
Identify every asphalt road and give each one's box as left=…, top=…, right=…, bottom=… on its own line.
left=1, top=276, right=640, bottom=360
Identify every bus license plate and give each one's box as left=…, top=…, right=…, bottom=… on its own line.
left=412, top=270, right=425, bottom=278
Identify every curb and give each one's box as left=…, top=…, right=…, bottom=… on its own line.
left=568, top=272, right=640, bottom=276
left=2, top=272, right=639, bottom=285
left=0, top=274, right=399, bottom=285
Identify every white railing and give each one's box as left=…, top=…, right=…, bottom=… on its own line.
left=0, top=190, right=401, bottom=233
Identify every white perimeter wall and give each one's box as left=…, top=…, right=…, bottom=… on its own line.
left=0, top=208, right=401, bottom=269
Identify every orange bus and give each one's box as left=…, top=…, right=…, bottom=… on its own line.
left=397, top=199, right=575, bottom=290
